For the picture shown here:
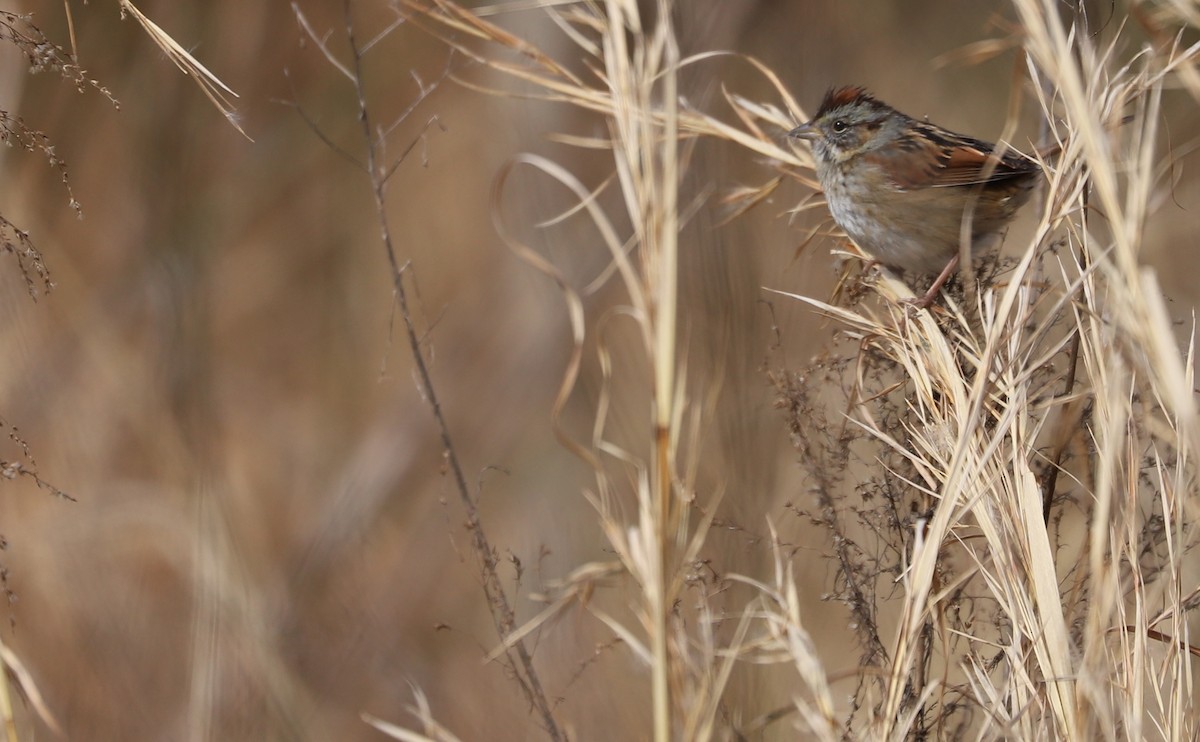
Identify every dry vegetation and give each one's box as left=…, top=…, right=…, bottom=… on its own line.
left=0, top=0, right=1197, bottom=740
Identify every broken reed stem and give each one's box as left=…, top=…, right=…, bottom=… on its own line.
left=341, top=2, right=563, bottom=739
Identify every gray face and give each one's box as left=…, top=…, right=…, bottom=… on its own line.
left=811, top=99, right=903, bottom=165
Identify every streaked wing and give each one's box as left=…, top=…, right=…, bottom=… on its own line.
left=932, top=137, right=1039, bottom=187
left=867, top=126, right=1039, bottom=191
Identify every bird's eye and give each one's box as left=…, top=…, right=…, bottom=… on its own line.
left=832, top=120, right=848, bottom=133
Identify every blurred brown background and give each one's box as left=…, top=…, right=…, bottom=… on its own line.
left=0, top=1, right=1193, bottom=739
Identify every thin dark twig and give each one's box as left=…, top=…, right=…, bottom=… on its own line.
left=363, top=12, right=407, bottom=53
left=1124, top=625, right=1200, bottom=658
left=280, top=69, right=364, bottom=170
left=340, top=2, right=565, bottom=739
left=293, top=1, right=354, bottom=81
left=912, top=615, right=934, bottom=742
left=1041, top=3, right=1089, bottom=525
left=0, top=420, right=73, bottom=501
left=1041, top=330, right=1081, bottom=524
left=383, top=115, right=447, bottom=183
left=382, top=51, right=456, bottom=140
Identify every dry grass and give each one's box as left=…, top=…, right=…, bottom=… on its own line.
left=386, top=0, right=1200, bottom=739
left=0, top=0, right=1197, bottom=740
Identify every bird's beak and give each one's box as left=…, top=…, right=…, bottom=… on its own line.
left=788, top=121, right=817, bottom=140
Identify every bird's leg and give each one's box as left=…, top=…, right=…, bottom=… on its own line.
left=905, top=253, right=959, bottom=310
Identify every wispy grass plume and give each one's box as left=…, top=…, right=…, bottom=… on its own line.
left=397, top=0, right=1200, bottom=738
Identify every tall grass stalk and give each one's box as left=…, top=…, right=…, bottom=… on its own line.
left=404, top=0, right=702, bottom=737
left=397, top=0, right=1200, bottom=738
